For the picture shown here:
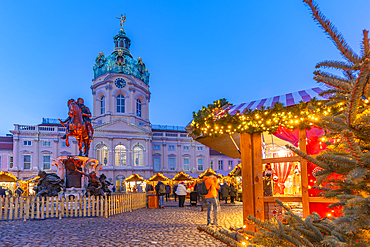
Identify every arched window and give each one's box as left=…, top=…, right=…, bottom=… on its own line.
left=100, top=96, right=105, bottom=114
left=96, top=143, right=108, bottom=166
left=116, top=95, right=125, bottom=113
left=115, top=144, right=127, bottom=166
left=136, top=99, right=142, bottom=117
left=133, top=145, right=144, bottom=166
left=120, top=40, right=123, bottom=47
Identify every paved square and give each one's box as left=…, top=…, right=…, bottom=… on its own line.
left=0, top=199, right=243, bottom=246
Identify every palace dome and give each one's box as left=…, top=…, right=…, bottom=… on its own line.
left=93, top=29, right=150, bottom=84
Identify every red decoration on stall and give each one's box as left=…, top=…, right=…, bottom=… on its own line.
left=274, top=162, right=293, bottom=194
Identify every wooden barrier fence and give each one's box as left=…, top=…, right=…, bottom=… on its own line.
left=0, top=193, right=147, bottom=221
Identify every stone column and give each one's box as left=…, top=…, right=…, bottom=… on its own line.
left=177, top=143, right=181, bottom=172
left=106, top=84, right=113, bottom=114
left=127, top=138, right=132, bottom=167
left=145, top=138, right=150, bottom=167
left=34, top=139, right=40, bottom=171
left=191, top=143, right=196, bottom=172
left=53, top=139, right=59, bottom=158
left=13, top=137, right=19, bottom=170
left=109, top=137, right=114, bottom=166
left=161, top=143, right=167, bottom=171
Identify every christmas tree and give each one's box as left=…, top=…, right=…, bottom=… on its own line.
left=245, top=0, right=370, bottom=246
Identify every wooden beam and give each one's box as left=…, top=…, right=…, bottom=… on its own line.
left=308, top=197, right=339, bottom=203
left=263, top=196, right=302, bottom=203
left=252, top=133, right=264, bottom=220
left=262, top=156, right=302, bottom=164
left=299, top=129, right=310, bottom=218
left=240, top=132, right=254, bottom=231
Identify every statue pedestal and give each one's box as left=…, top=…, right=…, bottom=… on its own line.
left=52, top=155, right=101, bottom=197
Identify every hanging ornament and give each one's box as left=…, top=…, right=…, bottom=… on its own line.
left=294, top=164, right=300, bottom=175
left=272, top=173, right=278, bottom=182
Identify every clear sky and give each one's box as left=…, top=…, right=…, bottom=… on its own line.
left=0, top=1, right=369, bottom=135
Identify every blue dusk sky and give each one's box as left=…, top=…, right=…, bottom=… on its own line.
left=0, top=1, right=370, bottom=135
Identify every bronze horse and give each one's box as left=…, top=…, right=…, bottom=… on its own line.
left=59, top=99, right=92, bottom=156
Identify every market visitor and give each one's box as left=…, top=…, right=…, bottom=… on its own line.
left=229, top=183, right=237, bottom=204
left=165, top=183, right=171, bottom=201
left=222, top=180, right=230, bottom=204
left=155, top=181, right=166, bottom=209
left=145, top=182, right=154, bottom=208
left=204, top=172, right=220, bottom=226
left=137, top=184, right=143, bottom=193
left=175, top=182, right=189, bottom=207
left=0, top=186, right=6, bottom=197
left=173, top=183, right=178, bottom=201
left=112, top=186, right=116, bottom=193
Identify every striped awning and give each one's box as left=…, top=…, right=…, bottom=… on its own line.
left=226, top=87, right=327, bottom=116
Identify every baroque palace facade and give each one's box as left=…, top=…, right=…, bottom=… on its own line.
left=0, top=24, right=240, bottom=189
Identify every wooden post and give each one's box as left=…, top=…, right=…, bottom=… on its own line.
left=60, top=197, right=64, bottom=219
left=79, top=196, right=83, bottom=217
left=0, top=196, right=3, bottom=220
left=8, top=197, right=14, bottom=220
left=252, top=133, right=264, bottom=220
left=240, top=132, right=254, bottom=230
left=31, top=197, right=35, bottom=220
left=14, top=196, right=19, bottom=220
left=19, top=197, right=24, bottom=220
left=92, top=196, right=95, bottom=217
left=25, top=197, right=30, bottom=220
left=299, top=128, right=310, bottom=218
left=41, top=197, right=45, bottom=219
left=55, top=197, right=59, bottom=219
left=104, top=195, right=108, bottom=218
left=45, top=197, right=50, bottom=219
left=36, top=197, right=40, bottom=219
left=74, top=196, right=78, bottom=217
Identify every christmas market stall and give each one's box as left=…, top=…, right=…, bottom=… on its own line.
left=188, top=86, right=340, bottom=231
left=172, top=172, right=199, bottom=192
left=125, top=174, right=145, bottom=192
left=0, top=171, right=17, bottom=195
left=18, top=175, right=40, bottom=196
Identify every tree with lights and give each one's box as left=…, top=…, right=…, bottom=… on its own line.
left=243, top=0, right=370, bottom=246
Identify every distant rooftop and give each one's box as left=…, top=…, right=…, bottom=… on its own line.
left=151, top=125, right=186, bottom=132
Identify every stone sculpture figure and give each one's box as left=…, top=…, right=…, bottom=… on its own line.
left=85, top=172, right=104, bottom=196
left=59, top=98, right=93, bottom=157
left=99, top=174, right=112, bottom=195
left=116, top=14, right=126, bottom=31
left=34, top=171, right=65, bottom=197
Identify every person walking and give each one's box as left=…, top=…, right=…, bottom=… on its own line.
left=0, top=186, right=6, bottom=197
left=175, top=182, right=189, bottom=207
left=222, top=181, right=230, bottom=204
left=229, top=183, right=237, bottom=203
left=112, top=186, right=116, bottom=193
left=137, top=184, right=143, bottom=193
left=155, top=181, right=166, bottom=208
left=165, top=183, right=171, bottom=201
left=204, top=172, right=220, bottom=226
left=173, top=183, right=178, bottom=201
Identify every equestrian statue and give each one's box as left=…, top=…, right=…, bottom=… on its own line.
left=59, top=98, right=94, bottom=157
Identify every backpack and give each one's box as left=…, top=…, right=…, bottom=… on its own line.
left=198, top=181, right=210, bottom=196
left=158, top=183, right=166, bottom=194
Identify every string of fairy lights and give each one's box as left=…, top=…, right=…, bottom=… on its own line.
left=191, top=98, right=346, bottom=137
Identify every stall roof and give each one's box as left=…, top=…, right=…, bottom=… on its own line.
left=186, top=86, right=327, bottom=159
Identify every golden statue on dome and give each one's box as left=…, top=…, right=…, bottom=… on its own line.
left=116, top=14, right=126, bottom=31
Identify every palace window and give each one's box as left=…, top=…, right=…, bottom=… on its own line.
left=153, top=157, right=160, bottom=171
left=42, top=141, right=51, bottom=147
left=116, top=95, right=125, bottom=113
left=43, top=155, right=51, bottom=170
left=183, top=146, right=190, bottom=151
left=23, top=155, right=31, bottom=169
left=210, top=160, right=214, bottom=170
left=169, top=157, right=176, bottom=171
left=197, top=146, right=203, bottom=151
left=133, top=145, right=144, bottom=166
left=136, top=99, right=142, bottom=117
left=115, top=144, right=127, bottom=166
left=228, top=160, right=233, bottom=170
left=218, top=160, right=224, bottom=170
left=9, top=156, right=13, bottom=169
left=168, top=145, right=175, bottom=151
left=100, top=96, right=105, bottom=114
left=197, top=158, right=204, bottom=171
left=153, top=145, right=160, bottom=150
left=183, top=158, right=190, bottom=171
left=23, top=140, right=31, bottom=146
left=96, top=143, right=108, bottom=166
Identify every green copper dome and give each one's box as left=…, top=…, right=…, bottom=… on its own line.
left=93, top=30, right=150, bottom=84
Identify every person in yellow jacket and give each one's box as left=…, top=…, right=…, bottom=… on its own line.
left=203, top=172, right=221, bottom=226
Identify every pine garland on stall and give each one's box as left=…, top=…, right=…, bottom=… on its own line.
left=245, top=0, right=370, bottom=246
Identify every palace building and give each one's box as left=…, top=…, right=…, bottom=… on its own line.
left=0, top=22, right=240, bottom=190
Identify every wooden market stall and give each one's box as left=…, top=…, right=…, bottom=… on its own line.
left=188, top=86, right=339, bottom=231
left=125, top=174, right=145, bottom=193
left=0, top=171, right=17, bottom=195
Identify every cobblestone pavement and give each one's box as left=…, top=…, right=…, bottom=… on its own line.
left=0, top=198, right=243, bottom=247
